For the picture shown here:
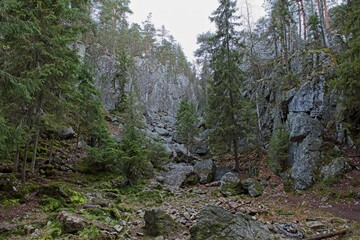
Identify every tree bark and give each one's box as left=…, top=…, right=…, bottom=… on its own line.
left=300, top=0, right=307, bottom=40
left=317, top=0, right=329, bottom=47
left=49, top=134, right=54, bottom=164
left=323, top=0, right=330, bottom=30
left=297, top=1, right=302, bottom=41
left=30, top=128, right=40, bottom=174
left=21, top=143, right=29, bottom=183
left=13, top=146, right=20, bottom=173
left=233, top=138, right=240, bottom=172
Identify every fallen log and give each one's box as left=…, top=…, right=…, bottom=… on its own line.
left=304, top=228, right=347, bottom=240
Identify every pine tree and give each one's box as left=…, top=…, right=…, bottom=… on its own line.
left=205, top=0, right=255, bottom=171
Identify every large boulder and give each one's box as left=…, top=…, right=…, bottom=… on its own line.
left=241, top=178, right=263, bottom=197
left=190, top=205, right=274, bottom=240
left=287, top=112, right=323, bottom=190
left=0, top=161, right=13, bottom=173
left=220, top=172, right=243, bottom=196
left=194, top=160, right=216, bottom=184
left=0, top=173, right=18, bottom=196
left=189, top=141, right=209, bottom=156
left=58, top=127, right=76, bottom=140
left=163, top=164, right=197, bottom=189
left=214, top=166, right=232, bottom=181
left=57, top=211, right=87, bottom=233
left=321, top=157, right=351, bottom=181
left=144, top=209, right=182, bottom=237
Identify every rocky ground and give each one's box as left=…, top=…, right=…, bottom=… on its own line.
left=0, top=149, right=359, bottom=240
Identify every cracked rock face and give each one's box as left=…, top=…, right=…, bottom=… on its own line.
left=190, top=205, right=275, bottom=240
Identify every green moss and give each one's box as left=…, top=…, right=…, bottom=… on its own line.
left=41, top=197, right=63, bottom=212
left=78, top=226, right=102, bottom=239
left=2, top=198, right=20, bottom=207
left=276, top=210, right=294, bottom=216
left=84, top=207, right=106, bottom=216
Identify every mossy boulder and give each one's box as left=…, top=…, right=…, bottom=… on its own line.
left=57, top=211, right=87, bottom=233
left=0, top=161, right=13, bottom=173
left=190, top=205, right=274, bottom=240
left=39, top=164, right=55, bottom=177
left=0, top=173, right=19, bottom=196
left=36, top=183, right=87, bottom=206
left=194, top=160, right=216, bottom=184
left=220, top=172, right=243, bottom=196
left=144, top=209, right=182, bottom=237
left=241, top=178, right=263, bottom=197
left=321, top=157, right=352, bottom=181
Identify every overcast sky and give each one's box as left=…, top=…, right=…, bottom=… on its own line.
left=128, top=0, right=265, bottom=62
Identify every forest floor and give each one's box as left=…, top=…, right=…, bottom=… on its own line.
left=0, top=150, right=359, bottom=239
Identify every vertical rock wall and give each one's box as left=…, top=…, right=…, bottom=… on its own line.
left=256, top=50, right=346, bottom=190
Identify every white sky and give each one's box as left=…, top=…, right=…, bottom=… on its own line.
left=128, top=0, right=265, bottom=62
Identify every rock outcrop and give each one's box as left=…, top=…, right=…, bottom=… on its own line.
left=255, top=50, right=348, bottom=190
left=144, top=209, right=182, bottom=237
left=190, top=205, right=275, bottom=240
left=194, top=160, right=215, bottom=184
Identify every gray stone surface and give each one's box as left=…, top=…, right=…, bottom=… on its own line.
left=287, top=112, right=323, bottom=190
left=57, top=211, right=87, bottom=233
left=220, top=172, right=242, bottom=196
left=190, top=205, right=274, bottom=240
left=288, top=78, right=325, bottom=118
left=58, top=127, right=76, bottom=140
left=144, top=209, right=181, bottom=237
left=321, top=157, right=351, bottom=180
left=241, top=178, right=263, bottom=197
left=163, top=164, right=195, bottom=189
left=194, top=160, right=216, bottom=184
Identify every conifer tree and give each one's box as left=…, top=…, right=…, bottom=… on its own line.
left=0, top=0, right=91, bottom=181
left=335, top=0, right=360, bottom=133
left=205, top=0, right=254, bottom=171
left=176, top=99, right=199, bottom=158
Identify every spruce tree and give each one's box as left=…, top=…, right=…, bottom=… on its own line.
left=205, top=0, right=254, bottom=171
left=0, top=0, right=91, bottom=180
left=335, top=0, right=360, bottom=134
left=176, top=99, right=199, bottom=158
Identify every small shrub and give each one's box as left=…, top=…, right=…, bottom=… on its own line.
left=268, top=125, right=290, bottom=174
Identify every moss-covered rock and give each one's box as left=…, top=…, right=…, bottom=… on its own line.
left=0, top=161, right=13, bottom=173
left=220, top=172, right=243, bottom=196
left=241, top=178, right=263, bottom=197
left=39, top=164, right=55, bottom=177
left=144, top=209, right=182, bottom=237
left=37, top=182, right=87, bottom=207
left=190, top=205, right=274, bottom=240
left=57, top=211, right=87, bottom=234
left=0, top=173, right=19, bottom=197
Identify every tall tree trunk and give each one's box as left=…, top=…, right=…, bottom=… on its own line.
left=323, top=0, right=330, bottom=30
left=13, top=146, right=20, bottom=173
left=310, top=0, right=315, bottom=15
left=49, top=134, right=55, bottom=164
left=233, top=139, right=240, bottom=172
left=297, top=1, right=302, bottom=42
left=21, top=143, right=29, bottom=183
left=300, top=0, right=307, bottom=40
left=317, top=0, right=329, bottom=47
left=30, top=128, right=40, bottom=174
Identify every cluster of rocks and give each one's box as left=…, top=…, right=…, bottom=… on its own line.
left=143, top=111, right=210, bottom=160
left=156, top=160, right=264, bottom=199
